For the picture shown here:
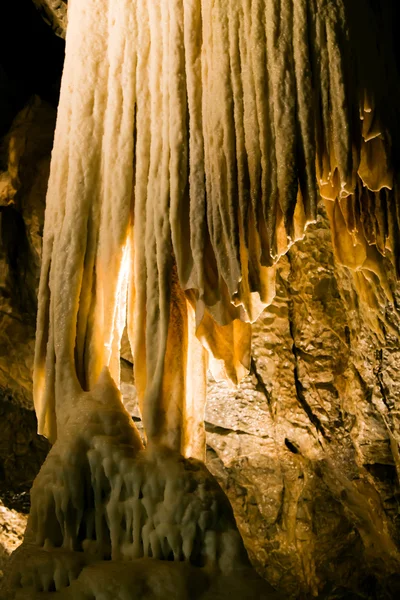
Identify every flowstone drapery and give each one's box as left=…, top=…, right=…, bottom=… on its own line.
left=2, top=0, right=400, bottom=598
left=33, top=0, right=400, bottom=458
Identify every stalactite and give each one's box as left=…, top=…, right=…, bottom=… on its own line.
left=33, top=0, right=400, bottom=460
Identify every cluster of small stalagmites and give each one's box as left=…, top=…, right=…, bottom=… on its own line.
left=7, top=546, right=88, bottom=596
left=1, top=371, right=268, bottom=599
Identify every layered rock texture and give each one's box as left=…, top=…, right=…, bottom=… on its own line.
left=205, top=215, right=400, bottom=598
left=1, top=1, right=400, bottom=599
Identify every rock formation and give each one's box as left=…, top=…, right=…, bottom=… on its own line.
left=1, top=1, right=400, bottom=598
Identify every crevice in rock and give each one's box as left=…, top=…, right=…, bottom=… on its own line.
left=205, top=421, right=270, bottom=439
left=287, top=299, right=330, bottom=442
left=352, top=365, right=374, bottom=406
left=285, top=250, right=332, bottom=443
left=273, top=480, right=286, bottom=529
left=374, top=349, right=392, bottom=412
left=284, top=439, right=300, bottom=454
left=120, top=356, right=133, bottom=369
left=293, top=366, right=330, bottom=442
left=250, top=357, right=274, bottom=417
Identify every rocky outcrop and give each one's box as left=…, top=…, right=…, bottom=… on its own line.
left=205, top=212, right=400, bottom=598
left=0, top=501, right=27, bottom=580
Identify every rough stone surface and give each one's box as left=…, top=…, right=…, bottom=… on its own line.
left=0, top=97, right=56, bottom=410
left=0, top=501, right=27, bottom=580
left=32, top=0, right=67, bottom=38
left=204, top=214, right=400, bottom=599
left=0, top=391, right=49, bottom=511
left=0, top=97, right=53, bottom=553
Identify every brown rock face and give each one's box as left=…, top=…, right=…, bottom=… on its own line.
left=0, top=501, right=27, bottom=579
left=32, top=0, right=68, bottom=38
left=1, top=3, right=400, bottom=599
left=205, top=211, right=400, bottom=598
left=0, top=97, right=53, bottom=510
left=0, top=98, right=56, bottom=407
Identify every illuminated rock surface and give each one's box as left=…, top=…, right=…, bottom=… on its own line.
left=0, top=503, right=27, bottom=580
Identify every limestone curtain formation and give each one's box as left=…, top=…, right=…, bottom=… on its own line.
left=33, top=0, right=400, bottom=457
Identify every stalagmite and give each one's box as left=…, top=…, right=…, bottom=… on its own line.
left=3, top=369, right=277, bottom=598
left=3, top=0, right=400, bottom=598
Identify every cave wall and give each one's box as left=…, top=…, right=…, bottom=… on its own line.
left=205, top=214, right=400, bottom=598
left=0, top=2, right=400, bottom=599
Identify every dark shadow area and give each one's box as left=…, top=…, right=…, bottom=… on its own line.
left=0, top=0, right=64, bottom=137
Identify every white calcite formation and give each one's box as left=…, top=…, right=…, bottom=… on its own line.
left=2, top=370, right=278, bottom=599
left=33, top=0, right=400, bottom=460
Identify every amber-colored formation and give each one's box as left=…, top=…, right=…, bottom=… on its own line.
left=34, top=0, right=399, bottom=460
